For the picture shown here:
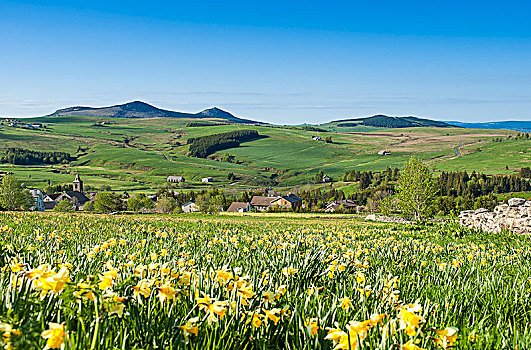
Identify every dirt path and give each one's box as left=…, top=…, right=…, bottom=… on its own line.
left=452, top=142, right=478, bottom=158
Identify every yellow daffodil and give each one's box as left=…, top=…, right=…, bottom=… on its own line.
left=339, top=297, right=353, bottom=310
left=41, top=323, right=67, bottom=350
left=103, top=293, right=127, bottom=317
left=356, top=271, right=365, bottom=284
left=206, top=301, right=228, bottom=324
left=263, top=308, right=281, bottom=325
left=398, top=304, right=425, bottom=337
left=180, top=316, right=200, bottom=343
left=158, top=282, right=178, bottom=303
left=305, top=318, right=319, bottom=336
left=132, top=279, right=152, bottom=300
left=432, top=327, right=458, bottom=348
left=401, top=339, right=427, bottom=350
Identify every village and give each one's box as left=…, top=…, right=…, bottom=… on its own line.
left=21, top=172, right=363, bottom=214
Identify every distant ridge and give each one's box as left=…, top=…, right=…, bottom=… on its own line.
left=446, top=120, right=531, bottom=133
left=331, top=115, right=453, bottom=128
left=45, top=101, right=259, bottom=124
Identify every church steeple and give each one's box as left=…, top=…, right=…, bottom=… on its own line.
left=73, top=173, right=83, bottom=193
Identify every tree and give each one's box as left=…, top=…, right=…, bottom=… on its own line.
left=83, top=201, right=95, bottom=212
left=196, top=188, right=227, bottom=212
left=93, top=192, right=123, bottom=213
left=0, top=175, right=33, bottom=210
left=359, top=172, right=371, bottom=190
left=128, top=193, right=154, bottom=212
left=520, top=167, right=531, bottom=179
left=324, top=136, right=333, bottom=143
left=395, top=157, right=437, bottom=220
left=127, top=195, right=143, bottom=212
left=53, top=199, right=75, bottom=212
left=156, top=195, right=177, bottom=214
left=314, top=170, right=324, bottom=184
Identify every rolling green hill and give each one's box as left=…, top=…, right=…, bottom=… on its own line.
left=0, top=113, right=527, bottom=192
left=321, top=114, right=453, bottom=132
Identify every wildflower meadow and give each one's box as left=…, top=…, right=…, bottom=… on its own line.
left=0, top=212, right=530, bottom=349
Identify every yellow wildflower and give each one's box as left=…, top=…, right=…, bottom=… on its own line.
left=132, top=279, right=152, bottom=300
left=263, top=308, right=281, bottom=325
left=158, top=282, right=178, bottom=303
left=179, top=316, right=200, bottom=342
left=401, top=339, right=427, bottom=350
left=432, top=327, right=458, bottom=348
left=305, top=318, right=319, bottom=336
left=41, top=323, right=67, bottom=350
left=103, top=293, right=127, bottom=317
left=398, top=304, right=425, bottom=337
left=339, top=297, right=352, bottom=310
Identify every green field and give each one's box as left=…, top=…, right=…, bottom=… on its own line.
left=0, top=212, right=530, bottom=349
left=1, top=116, right=528, bottom=191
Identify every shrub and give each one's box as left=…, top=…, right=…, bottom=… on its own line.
left=53, top=199, right=75, bottom=212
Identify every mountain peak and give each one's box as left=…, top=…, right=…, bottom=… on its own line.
left=116, top=101, right=158, bottom=112
left=198, top=107, right=234, bottom=118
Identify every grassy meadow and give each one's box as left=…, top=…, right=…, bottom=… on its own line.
left=0, top=116, right=528, bottom=191
left=0, top=212, right=530, bottom=349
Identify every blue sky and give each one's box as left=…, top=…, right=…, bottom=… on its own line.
left=1, top=1, right=530, bottom=124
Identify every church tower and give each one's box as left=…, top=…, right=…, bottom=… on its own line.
left=73, top=173, right=83, bottom=193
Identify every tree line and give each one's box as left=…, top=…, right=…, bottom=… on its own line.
left=187, top=130, right=261, bottom=158
left=0, top=148, right=72, bottom=165
left=437, top=171, right=531, bottom=197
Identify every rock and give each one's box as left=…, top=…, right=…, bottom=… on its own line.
left=508, top=198, right=526, bottom=207
left=458, top=198, right=531, bottom=235
left=494, top=204, right=508, bottom=213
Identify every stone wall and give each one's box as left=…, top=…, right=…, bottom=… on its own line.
left=459, top=198, right=531, bottom=234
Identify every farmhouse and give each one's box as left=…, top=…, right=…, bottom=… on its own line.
left=182, top=201, right=200, bottom=213
left=202, top=177, right=213, bottom=183
left=250, top=193, right=303, bottom=211
left=227, top=202, right=252, bottom=213
left=322, top=175, right=332, bottom=183
left=276, top=193, right=303, bottom=210
left=378, top=150, right=391, bottom=156
left=325, top=199, right=357, bottom=212
left=250, top=196, right=280, bottom=211
left=167, top=176, right=185, bottom=183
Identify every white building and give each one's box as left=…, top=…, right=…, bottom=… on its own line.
left=30, top=189, right=45, bottom=211
left=202, top=177, right=213, bottom=183
left=167, top=176, right=185, bottom=183
left=182, top=201, right=200, bottom=213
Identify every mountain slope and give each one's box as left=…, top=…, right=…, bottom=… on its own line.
left=46, top=101, right=258, bottom=124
